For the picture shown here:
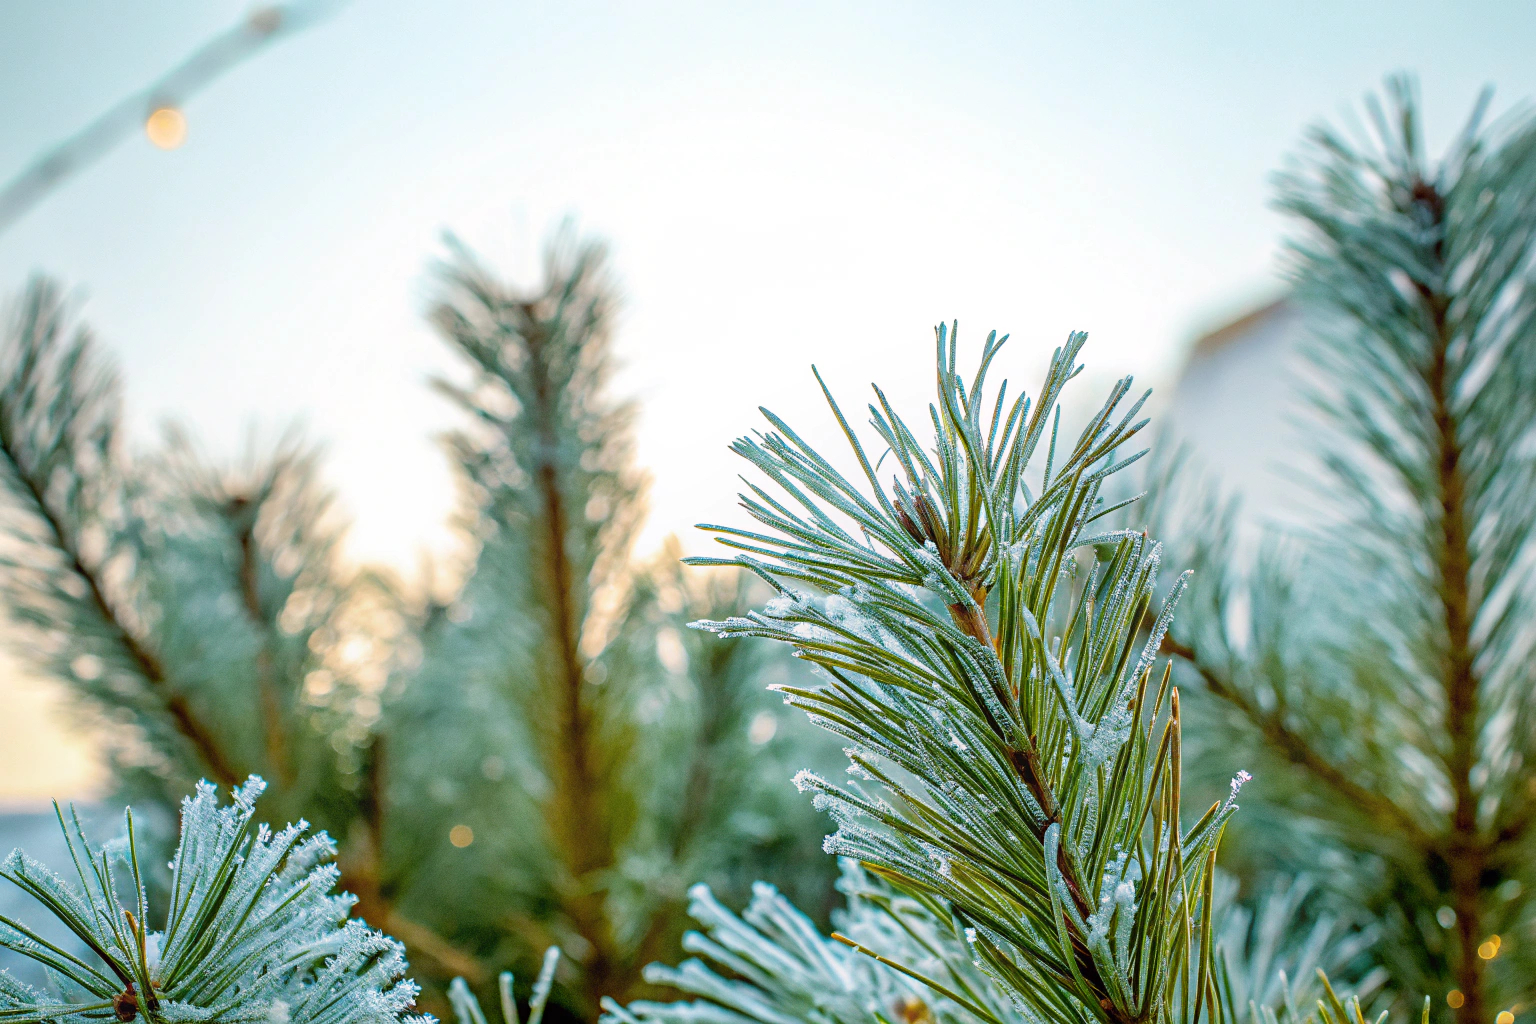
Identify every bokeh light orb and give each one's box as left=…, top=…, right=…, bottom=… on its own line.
left=145, top=106, right=187, bottom=150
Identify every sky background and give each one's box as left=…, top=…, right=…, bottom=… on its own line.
left=2, top=0, right=1535, bottom=799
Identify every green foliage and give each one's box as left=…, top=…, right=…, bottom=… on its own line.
left=0, top=777, right=424, bottom=1024
left=0, top=229, right=837, bottom=1019
left=386, top=229, right=837, bottom=1011
left=604, top=862, right=1017, bottom=1024
left=674, top=325, right=1255, bottom=1023
left=0, top=278, right=364, bottom=827
left=1162, top=78, right=1536, bottom=1020
left=601, top=862, right=1386, bottom=1024
left=448, top=949, right=561, bottom=1024
left=1303, top=977, right=1426, bottom=1024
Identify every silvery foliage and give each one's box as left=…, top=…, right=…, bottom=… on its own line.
left=1161, top=77, right=1536, bottom=1015
left=604, top=863, right=1388, bottom=1024
left=444, top=948, right=559, bottom=1024
left=0, top=777, right=427, bottom=1024
left=679, top=327, right=1241, bottom=1022
left=601, top=861, right=1025, bottom=1024
left=1204, top=875, right=1386, bottom=1024
left=409, top=233, right=839, bottom=1011
left=665, top=325, right=1412, bottom=1023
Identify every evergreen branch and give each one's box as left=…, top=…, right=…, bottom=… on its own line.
left=426, top=225, right=685, bottom=1011
left=1272, top=76, right=1536, bottom=1017
left=0, top=778, right=428, bottom=1024
left=28, top=470, right=238, bottom=788
left=1415, top=211, right=1486, bottom=1020
left=613, top=864, right=1388, bottom=1024
left=1158, top=635, right=1429, bottom=851
left=0, top=280, right=240, bottom=788
left=1157, top=76, right=1536, bottom=1012
left=689, top=325, right=1241, bottom=1022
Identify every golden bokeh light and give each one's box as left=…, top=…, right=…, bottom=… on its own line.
left=1479, top=936, right=1501, bottom=960
left=1496, top=1012, right=1514, bottom=1024
left=449, top=824, right=474, bottom=848
left=145, top=106, right=187, bottom=150
left=1447, top=991, right=1465, bottom=1009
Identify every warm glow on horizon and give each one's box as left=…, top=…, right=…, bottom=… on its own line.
left=0, top=648, right=105, bottom=806
left=145, top=106, right=187, bottom=150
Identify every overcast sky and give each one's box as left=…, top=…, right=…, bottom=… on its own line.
left=2, top=1, right=1534, bottom=798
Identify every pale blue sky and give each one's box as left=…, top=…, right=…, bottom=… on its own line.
left=3, top=1, right=1535, bottom=575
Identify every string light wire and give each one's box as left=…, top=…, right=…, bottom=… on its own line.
left=0, top=2, right=346, bottom=234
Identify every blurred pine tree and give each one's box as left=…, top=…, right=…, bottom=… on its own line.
left=1163, top=78, right=1536, bottom=1021
left=0, top=228, right=838, bottom=1019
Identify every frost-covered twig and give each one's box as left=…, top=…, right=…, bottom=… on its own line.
left=0, top=777, right=428, bottom=1024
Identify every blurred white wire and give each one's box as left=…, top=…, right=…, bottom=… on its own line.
left=0, top=1, right=347, bottom=234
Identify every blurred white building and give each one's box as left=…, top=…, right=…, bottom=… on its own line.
left=1162, top=297, right=1316, bottom=526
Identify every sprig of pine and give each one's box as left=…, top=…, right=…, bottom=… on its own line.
left=0, top=777, right=427, bottom=1024
left=684, top=327, right=1248, bottom=1023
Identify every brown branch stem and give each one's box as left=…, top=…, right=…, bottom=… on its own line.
left=947, top=589, right=1129, bottom=1023
left=235, top=510, right=291, bottom=786
left=1418, top=272, right=1486, bottom=1022
left=526, top=314, right=620, bottom=1008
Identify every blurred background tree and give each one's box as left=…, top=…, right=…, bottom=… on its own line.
left=1163, top=79, right=1536, bottom=1021
left=0, top=228, right=839, bottom=1020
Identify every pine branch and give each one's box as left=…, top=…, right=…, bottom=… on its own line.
left=607, top=864, right=1388, bottom=1024
left=1161, top=76, right=1536, bottom=1013
left=428, top=229, right=635, bottom=1010
left=0, top=777, right=429, bottom=1024
left=420, top=225, right=839, bottom=1013
left=689, top=325, right=1240, bottom=1023
left=0, top=279, right=240, bottom=789
left=1414, top=191, right=1486, bottom=1021
left=60, top=496, right=242, bottom=790
left=0, top=290, right=486, bottom=1004
left=1271, top=78, right=1536, bottom=1016
left=1160, top=635, right=1430, bottom=851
